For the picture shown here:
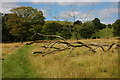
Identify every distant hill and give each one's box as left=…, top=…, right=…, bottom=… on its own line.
left=92, top=28, right=114, bottom=38
left=45, top=20, right=73, bottom=25
left=45, top=21, right=114, bottom=39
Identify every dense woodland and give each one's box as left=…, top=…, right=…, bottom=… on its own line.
left=1, top=6, right=120, bottom=43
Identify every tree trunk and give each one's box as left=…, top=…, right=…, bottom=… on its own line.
left=21, top=38, right=24, bottom=44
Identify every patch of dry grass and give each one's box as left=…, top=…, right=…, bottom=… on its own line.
left=1, top=41, right=35, bottom=58
left=2, top=38, right=119, bottom=78
left=28, top=38, right=119, bottom=78
left=2, top=43, right=24, bottom=58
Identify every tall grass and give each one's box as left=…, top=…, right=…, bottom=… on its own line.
left=28, top=39, right=118, bottom=78
left=29, top=50, right=118, bottom=78
left=2, top=38, right=119, bottom=78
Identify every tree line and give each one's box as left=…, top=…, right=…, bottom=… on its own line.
left=1, top=6, right=120, bottom=43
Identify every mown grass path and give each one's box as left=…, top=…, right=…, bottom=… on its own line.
left=2, top=45, right=35, bottom=78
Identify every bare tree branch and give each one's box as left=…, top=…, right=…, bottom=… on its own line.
left=36, top=33, right=66, bottom=41
left=41, top=45, right=70, bottom=57
left=107, top=43, right=115, bottom=51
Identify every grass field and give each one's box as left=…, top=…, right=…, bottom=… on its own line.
left=2, top=38, right=119, bottom=78
left=92, top=28, right=113, bottom=38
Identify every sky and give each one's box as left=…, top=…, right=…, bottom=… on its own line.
left=1, top=0, right=120, bottom=24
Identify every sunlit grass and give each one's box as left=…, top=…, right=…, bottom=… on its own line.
left=28, top=38, right=118, bottom=78
left=2, top=42, right=24, bottom=58
left=92, top=28, right=113, bottom=38
left=2, top=45, right=36, bottom=78
left=2, top=38, right=119, bottom=78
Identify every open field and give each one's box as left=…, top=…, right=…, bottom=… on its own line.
left=2, top=38, right=119, bottom=78
left=2, top=42, right=24, bottom=58
left=92, top=28, right=113, bottom=38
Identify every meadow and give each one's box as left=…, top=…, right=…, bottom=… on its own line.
left=2, top=38, right=119, bottom=78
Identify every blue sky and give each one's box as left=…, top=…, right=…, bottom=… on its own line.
left=1, top=1, right=119, bottom=24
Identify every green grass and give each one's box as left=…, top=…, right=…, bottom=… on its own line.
left=2, top=45, right=36, bottom=78
left=0, top=61, right=1, bottom=79
left=92, top=28, right=113, bottom=38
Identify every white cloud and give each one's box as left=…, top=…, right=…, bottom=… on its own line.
left=59, top=10, right=95, bottom=22
left=94, top=8, right=118, bottom=24
left=1, top=2, right=20, bottom=13
left=39, top=9, right=48, bottom=17
left=4, top=0, right=92, bottom=2
left=57, top=2, right=96, bottom=6
left=104, top=0, right=119, bottom=1
left=1, top=1, right=118, bottom=24
left=101, top=21, right=112, bottom=24
left=2, top=0, right=119, bottom=2
left=97, top=8, right=118, bottom=19
left=59, top=11, right=80, bottom=21
left=1, top=0, right=119, bottom=14
left=35, top=0, right=119, bottom=2
left=57, top=6, right=118, bottom=24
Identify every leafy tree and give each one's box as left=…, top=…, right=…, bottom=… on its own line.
left=5, top=7, right=45, bottom=43
left=1, top=13, right=16, bottom=42
left=57, top=30, right=72, bottom=39
left=107, top=24, right=113, bottom=29
left=79, top=21, right=95, bottom=39
left=42, top=22, right=62, bottom=35
left=57, top=25, right=72, bottom=39
left=72, top=20, right=82, bottom=39
left=42, top=22, right=63, bottom=39
left=5, top=14, right=29, bottom=42
left=42, top=22, right=72, bottom=40
left=112, top=19, right=120, bottom=36
left=92, top=18, right=106, bottom=30
left=0, top=13, right=3, bottom=42
left=2, top=14, right=11, bottom=42
left=101, top=23, right=106, bottom=29
left=73, top=20, right=82, bottom=25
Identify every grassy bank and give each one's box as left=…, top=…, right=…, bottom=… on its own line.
left=2, top=45, right=36, bottom=78
left=92, top=28, right=113, bottom=38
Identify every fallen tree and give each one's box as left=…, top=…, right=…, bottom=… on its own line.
left=25, top=32, right=118, bottom=57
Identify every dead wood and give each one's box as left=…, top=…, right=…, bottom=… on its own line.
left=107, top=43, right=115, bottom=51
left=28, top=33, right=116, bottom=56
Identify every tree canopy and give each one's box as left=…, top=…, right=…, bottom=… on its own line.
left=4, top=7, right=45, bottom=43
left=112, top=19, right=120, bottom=36
left=92, top=18, right=106, bottom=30
left=78, top=21, right=95, bottom=39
